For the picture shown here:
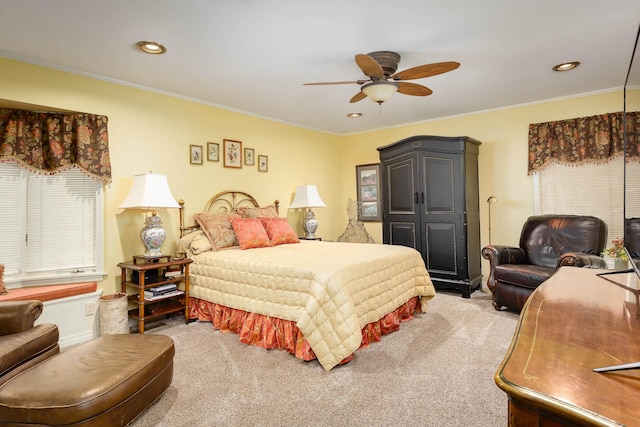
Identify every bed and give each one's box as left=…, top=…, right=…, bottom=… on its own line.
left=179, top=191, right=435, bottom=371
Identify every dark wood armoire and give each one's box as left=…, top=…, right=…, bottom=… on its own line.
left=377, top=135, right=482, bottom=298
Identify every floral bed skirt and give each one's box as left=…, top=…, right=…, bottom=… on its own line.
left=188, top=296, right=421, bottom=365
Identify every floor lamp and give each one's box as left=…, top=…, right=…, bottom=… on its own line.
left=487, top=196, right=498, bottom=244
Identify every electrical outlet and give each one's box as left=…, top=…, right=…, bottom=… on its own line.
left=85, top=301, right=98, bottom=316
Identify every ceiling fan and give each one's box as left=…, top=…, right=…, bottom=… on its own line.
left=304, top=51, right=460, bottom=105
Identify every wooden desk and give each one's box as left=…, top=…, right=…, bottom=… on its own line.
left=495, top=267, right=640, bottom=426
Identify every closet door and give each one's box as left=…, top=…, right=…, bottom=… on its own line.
left=421, top=152, right=466, bottom=281
left=382, top=152, right=422, bottom=254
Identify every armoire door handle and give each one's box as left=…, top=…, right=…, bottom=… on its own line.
left=414, top=192, right=418, bottom=204
left=421, top=192, right=425, bottom=204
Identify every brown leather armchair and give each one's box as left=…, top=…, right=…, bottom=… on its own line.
left=482, top=215, right=608, bottom=312
left=625, top=217, right=640, bottom=266
left=0, top=300, right=59, bottom=386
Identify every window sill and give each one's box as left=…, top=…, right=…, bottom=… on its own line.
left=5, top=271, right=107, bottom=289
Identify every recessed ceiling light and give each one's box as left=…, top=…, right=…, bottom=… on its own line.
left=347, top=112, right=362, bottom=118
left=136, top=41, right=167, bottom=54
left=552, top=61, right=580, bottom=72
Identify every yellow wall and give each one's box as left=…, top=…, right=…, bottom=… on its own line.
left=0, top=57, right=342, bottom=292
left=340, top=90, right=627, bottom=242
left=0, top=56, right=633, bottom=292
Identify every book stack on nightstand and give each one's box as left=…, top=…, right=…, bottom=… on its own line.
left=144, top=283, right=183, bottom=301
left=164, top=266, right=184, bottom=279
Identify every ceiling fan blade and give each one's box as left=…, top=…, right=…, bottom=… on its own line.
left=349, top=91, right=367, bottom=103
left=303, top=80, right=369, bottom=86
left=355, top=54, right=384, bottom=79
left=397, top=82, right=433, bottom=96
left=392, top=61, right=460, bottom=81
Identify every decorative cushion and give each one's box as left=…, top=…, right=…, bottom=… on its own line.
left=239, top=205, right=279, bottom=219
left=228, top=217, right=273, bottom=249
left=190, top=232, right=214, bottom=254
left=260, top=217, right=300, bottom=245
left=0, top=282, right=97, bottom=302
left=193, top=212, right=241, bottom=249
left=178, top=230, right=204, bottom=254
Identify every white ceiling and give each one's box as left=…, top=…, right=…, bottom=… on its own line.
left=0, top=1, right=639, bottom=135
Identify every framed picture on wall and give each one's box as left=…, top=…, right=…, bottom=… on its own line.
left=190, top=144, right=203, bottom=165
left=207, top=142, right=219, bottom=162
left=258, top=155, right=268, bottom=172
left=244, top=148, right=255, bottom=166
left=223, top=139, right=242, bottom=168
left=356, top=163, right=382, bottom=222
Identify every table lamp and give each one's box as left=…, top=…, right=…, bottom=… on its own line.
left=289, top=184, right=326, bottom=239
left=119, top=173, right=180, bottom=257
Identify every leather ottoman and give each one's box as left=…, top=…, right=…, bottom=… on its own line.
left=0, top=334, right=174, bottom=426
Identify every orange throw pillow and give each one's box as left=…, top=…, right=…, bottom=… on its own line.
left=229, top=217, right=273, bottom=249
left=260, top=217, right=300, bottom=245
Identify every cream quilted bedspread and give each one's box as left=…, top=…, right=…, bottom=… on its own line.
left=189, top=240, right=435, bottom=370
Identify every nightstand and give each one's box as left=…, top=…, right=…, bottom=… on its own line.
left=118, top=255, right=192, bottom=333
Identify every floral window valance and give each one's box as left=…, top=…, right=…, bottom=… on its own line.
left=528, top=111, right=640, bottom=175
left=0, top=108, right=111, bottom=183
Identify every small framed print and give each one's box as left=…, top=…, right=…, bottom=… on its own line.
left=190, top=144, right=203, bottom=165
left=244, top=148, right=255, bottom=166
left=356, top=163, right=382, bottom=222
left=223, top=139, right=242, bottom=168
left=258, top=155, right=268, bottom=172
left=207, top=142, right=219, bottom=162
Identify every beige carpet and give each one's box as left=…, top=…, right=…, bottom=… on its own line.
left=130, top=288, right=518, bottom=427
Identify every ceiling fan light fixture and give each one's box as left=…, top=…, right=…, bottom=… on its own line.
left=552, top=61, right=580, bottom=72
left=361, top=81, right=398, bottom=104
left=136, top=41, right=167, bottom=54
left=346, top=112, right=362, bottom=118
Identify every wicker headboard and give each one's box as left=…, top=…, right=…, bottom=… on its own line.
left=179, top=190, right=280, bottom=237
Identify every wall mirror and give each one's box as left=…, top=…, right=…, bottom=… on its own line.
left=625, top=23, right=640, bottom=258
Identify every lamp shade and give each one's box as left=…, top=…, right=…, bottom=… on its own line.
left=119, top=173, right=179, bottom=209
left=289, top=185, right=326, bottom=209
left=361, top=81, right=399, bottom=104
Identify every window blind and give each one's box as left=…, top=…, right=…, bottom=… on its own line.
left=534, top=157, right=634, bottom=241
left=26, top=169, right=97, bottom=274
left=0, top=162, right=102, bottom=285
left=0, top=164, right=23, bottom=276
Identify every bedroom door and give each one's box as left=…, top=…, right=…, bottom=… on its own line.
left=378, top=135, right=482, bottom=298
